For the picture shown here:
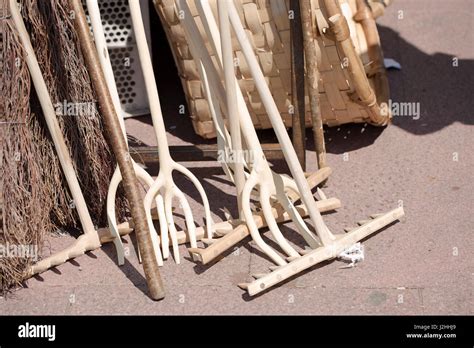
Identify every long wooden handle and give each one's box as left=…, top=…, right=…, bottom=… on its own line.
left=300, top=0, right=327, bottom=170
left=69, top=0, right=165, bottom=300
left=218, top=0, right=246, bottom=219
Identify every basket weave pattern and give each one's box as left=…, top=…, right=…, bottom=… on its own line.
left=154, top=0, right=389, bottom=138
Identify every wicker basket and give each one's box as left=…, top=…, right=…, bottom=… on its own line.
left=154, top=0, right=391, bottom=138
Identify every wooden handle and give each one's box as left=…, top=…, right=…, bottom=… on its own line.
left=323, top=0, right=390, bottom=126
left=300, top=0, right=327, bottom=170
left=354, top=0, right=390, bottom=105
left=69, top=0, right=165, bottom=300
left=189, top=197, right=341, bottom=265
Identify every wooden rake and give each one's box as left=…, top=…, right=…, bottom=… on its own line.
left=9, top=0, right=101, bottom=276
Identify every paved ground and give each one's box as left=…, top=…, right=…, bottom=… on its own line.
left=1, top=0, right=472, bottom=315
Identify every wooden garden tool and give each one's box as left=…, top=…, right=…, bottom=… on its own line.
left=184, top=0, right=338, bottom=264
left=177, top=0, right=333, bottom=266
left=300, top=0, right=327, bottom=170
left=323, top=0, right=390, bottom=125
left=69, top=0, right=165, bottom=299
left=128, top=0, right=213, bottom=264
left=85, top=0, right=158, bottom=266
left=227, top=0, right=402, bottom=295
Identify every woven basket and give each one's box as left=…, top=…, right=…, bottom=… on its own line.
left=154, top=0, right=391, bottom=138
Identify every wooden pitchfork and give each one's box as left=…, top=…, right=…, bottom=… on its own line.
left=176, top=0, right=334, bottom=265
left=84, top=0, right=159, bottom=266
left=128, top=0, right=213, bottom=264
left=174, top=0, right=338, bottom=265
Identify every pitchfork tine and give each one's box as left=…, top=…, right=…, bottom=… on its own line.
left=276, top=173, right=321, bottom=248
left=173, top=187, right=198, bottom=249
left=174, top=163, right=214, bottom=239
left=164, top=191, right=180, bottom=264
left=242, top=174, right=287, bottom=266
left=260, top=191, right=300, bottom=258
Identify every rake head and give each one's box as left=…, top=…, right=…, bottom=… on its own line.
left=239, top=207, right=404, bottom=296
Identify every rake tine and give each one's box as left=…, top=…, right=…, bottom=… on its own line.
left=370, top=213, right=385, bottom=219
left=357, top=220, right=372, bottom=226
left=201, top=238, right=217, bottom=245
left=317, top=187, right=328, bottom=201
left=238, top=283, right=250, bottom=290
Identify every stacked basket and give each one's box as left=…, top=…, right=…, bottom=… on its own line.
left=154, top=0, right=391, bottom=138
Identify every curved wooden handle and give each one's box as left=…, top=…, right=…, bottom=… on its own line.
left=323, top=0, right=390, bottom=126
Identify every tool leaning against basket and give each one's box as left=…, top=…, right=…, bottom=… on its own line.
left=176, top=0, right=339, bottom=266
left=177, top=0, right=404, bottom=296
